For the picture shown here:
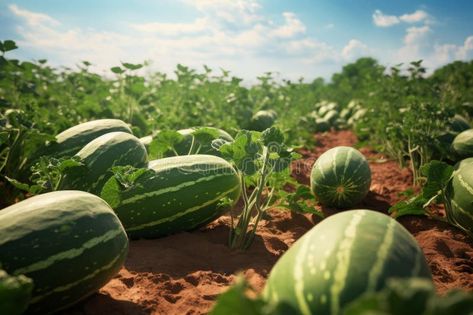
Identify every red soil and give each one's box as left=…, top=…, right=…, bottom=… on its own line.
left=61, top=130, right=473, bottom=315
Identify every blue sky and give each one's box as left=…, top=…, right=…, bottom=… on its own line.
left=1, top=0, right=472, bottom=81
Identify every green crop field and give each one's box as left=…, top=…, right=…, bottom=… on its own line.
left=1, top=5, right=473, bottom=312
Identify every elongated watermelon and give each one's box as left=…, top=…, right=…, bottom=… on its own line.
left=310, top=146, right=371, bottom=208
left=446, top=160, right=473, bottom=236
left=0, top=191, right=128, bottom=314
left=51, top=119, right=132, bottom=158
left=452, top=129, right=473, bottom=159
left=263, top=210, right=432, bottom=315
left=101, top=155, right=241, bottom=239
left=60, top=131, right=147, bottom=194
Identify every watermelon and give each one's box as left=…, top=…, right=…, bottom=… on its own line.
left=451, top=114, right=470, bottom=133
left=310, top=146, right=371, bottom=208
left=50, top=119, right=132, bottom=158
left=139, top=135, right=153, bottom=148
left=173, top=127, right=233, bottom=156
left=452, top=129, right=473, bottom=159
left=314, top=118, right=330, bottom=133
left=60, top=131, right=147, bottom=194
left=263, top=209, right=432, bottom=315
left=323, top=110, right=339, bottom=124
left=249, top=110, right=277, bottom=131
left=0, top=191, right=128, bottom=314
left=147, top=127, right=233, bottom=158
left=101, top=154, right=241, bottom=239
left=446, top=160, right=473, bottom=236
left=318, top=102, right=337, bottom=117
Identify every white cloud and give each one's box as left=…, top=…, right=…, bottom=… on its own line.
left=130, top=18, right=209, bottom=36
left=324, top=23, right=334, bottom=29
left=373, top=10, right=399, bottom=27
left=399, top=10, right=428, bottom=23
left=271, top=12, right=306, bottom=38
left=373, top=9, right=429, bottom=27
left=8, top=4, right=60, bottom=27
left=8, top=3, right=340, bottom=80
left=184, top=0, right=262, bottom=27
left=431, top=36, right=473, bottom=65
left=404, top=25, right=431, bottom=45
left=342, top=39, right=369, bottom=61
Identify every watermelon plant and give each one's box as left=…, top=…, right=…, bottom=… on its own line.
left=263, top=210, right=432, bottom=315
left=390, top=159, right=473, bottom=237
left=0, top=191, right=129, bottom=314
left=214, top=127, right=305, bottom=250
left=310, top=146, right=371, bottom=208
left=101, top=155, right=241, bottom=239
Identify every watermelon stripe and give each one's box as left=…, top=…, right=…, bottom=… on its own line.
left=367, top=218, right=395, bottom=291
left=330, top=210, right=365, bottom=315
left=30, top=241, right=128, bottom=305
left=126, top=186, right=239, bottom=232
left=121, top=172, right=230, bottom=206
left=12, top=227, right=124, bottom=275
left=458, top=174, right=473, bottom=195
left=342, top=149, right=354, bottom=181
left=293, top=235, right=312, bottom=315
left=451, top=200, right=473, bottom=220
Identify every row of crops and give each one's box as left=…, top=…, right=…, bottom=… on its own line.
left=1, top=40, right=473, bottom=314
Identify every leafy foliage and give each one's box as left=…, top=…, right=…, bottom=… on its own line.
left=217, top=127, right=315, bottom=250
left=389, top=161, right=454, bottom=218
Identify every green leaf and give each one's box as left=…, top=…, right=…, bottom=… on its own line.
left=0, top=40, right=18, bottom=53
left=419, top=161, right=454, bottom=199
left=262, top=127, right=284, bottom=147
left=121, top=62, right=143, bottom=71
left=210, top=276, right=264, bottom=315
left=148, top=130, right=185, bottom=159
left=389, top=160, right=454, bottom=218
left=110, top=66, right=125, bottom=74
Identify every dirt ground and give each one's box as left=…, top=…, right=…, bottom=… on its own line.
left=62, top=130, right=473, bottom=315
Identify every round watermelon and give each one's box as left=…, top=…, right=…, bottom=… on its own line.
left=310, top=146, right=371, bottom=208
left=446, top=160, right=473, bottom=236
left=452, top=129, right=473, bottom=159
left=249, top=110, right=277, bottom=131
left=263, top=209, right=432, bottom=315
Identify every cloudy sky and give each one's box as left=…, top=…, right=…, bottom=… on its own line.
left=1, top=0, right=472, bottom=81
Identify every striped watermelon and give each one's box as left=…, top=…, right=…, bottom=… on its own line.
left=249, top=110, right=277, bottom=131
left=0, top=191, right=128, bottom=314
left=60, top=131, right=147, bottom=194
left=101, top=155, right=241, bottom=239
left=146, top=127, right=233, bottom=157
left=50, top=119, right=132, bottom=158
left=263, top=210, right=432, bottom=315
left=452, top=129, right=473, bottom=159
left=446, top=160, right=473, bottom=236
left=310, top=146, right=371, bottom=208
left=172, top=127, right=234, bottom=156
